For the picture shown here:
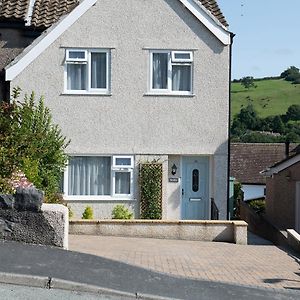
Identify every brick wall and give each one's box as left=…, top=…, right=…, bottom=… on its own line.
left=265, top=161, right=300, bottom=230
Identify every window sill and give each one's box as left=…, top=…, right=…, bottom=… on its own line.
left=143, top=93, right=195, bottom=97
left=61, top=92, right=112, bottom=96
left=64, top=196, right=136, bottom=201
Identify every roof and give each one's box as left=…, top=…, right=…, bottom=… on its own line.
left=230, top=143, right=298, bottom=185
left=0, top=0, right=78, bottom=29
left=0, top=42, right=24, bottom=72
left=199, top=0, right=228, bottom=27
left=261, top=152, right=300, bottom=176
left=0, top=0, right=227, bottom=29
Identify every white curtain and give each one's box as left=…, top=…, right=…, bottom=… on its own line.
left=67, top=64, right=86, bottom=90
left=68, top=157, right=111, bottom=195
left=152, top=53, right=168, bottom=89
left=115, top=172, right=130, bottom=194
left=91, top=53, right=107, bottom=89
left=172, top=65, right=191, bottom=91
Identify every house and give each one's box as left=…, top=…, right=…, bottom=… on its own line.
left=230, top=143, right=297, bottom=201
left=261, top=145, right=300, bottom=233
left=1, top=0, right=232, bottom=220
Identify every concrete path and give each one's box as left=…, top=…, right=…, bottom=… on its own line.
left=69, top=234, right=300, bottom=290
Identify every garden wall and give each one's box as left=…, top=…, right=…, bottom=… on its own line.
left=69, top=220, right=248, bottom=244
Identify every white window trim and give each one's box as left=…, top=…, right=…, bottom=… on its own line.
left=64, top=48, right=110, bottom=95
left=149, top=50, right=193, bottom=96
left=112, top=155, right=134, bottom=168
left=66, top=49, right=87, bottom=62
left=63, top=155, right=134, bottom=201
left=112, top=169, right=134, bottom=197
left=171, top=51, right=193, bottom=63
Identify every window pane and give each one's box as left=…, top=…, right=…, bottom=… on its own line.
left=91, top=52, right=107, bottom=89
left=68, top=51, right=86, bottom=59
left=152, top=53, right=168, bottom=89
left=67, top=64, right=87, bottom=90
left=192, top=169, right=199, bottom=192
left=68, top=156, right=111, bottom=195
left=174, top=53, right=191, bottom=60
left=172, top=65, right=191, bottom=91
left=115, top=172, right=130, bottom=194
left=115, top=158, right=131, bottom=166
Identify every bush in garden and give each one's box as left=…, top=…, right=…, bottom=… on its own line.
left=247, top=199, right=265, bottom=214
left=0, top=87, right=70, bottom=199
left=112, top=204, right=133, bottom=219
left=82, top=206, right=94, bottom=219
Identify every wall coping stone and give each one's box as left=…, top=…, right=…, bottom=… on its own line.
left=70, top=219, right=247, bottom=226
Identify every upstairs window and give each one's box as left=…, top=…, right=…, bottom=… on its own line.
left=65, top=49, right=110, bottom=94
left=150, top=50, right=193, bottom=94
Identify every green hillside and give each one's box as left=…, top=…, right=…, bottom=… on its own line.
left=231, top=79, right=300, bottom=119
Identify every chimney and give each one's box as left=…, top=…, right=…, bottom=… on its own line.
left=285, top=141, right=290, bottom=158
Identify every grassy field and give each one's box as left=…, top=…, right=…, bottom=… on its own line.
left=231, top=79, right=300, bottom=119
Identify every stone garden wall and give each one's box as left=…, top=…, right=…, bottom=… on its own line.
left=0, top=187, right=68, bottom=249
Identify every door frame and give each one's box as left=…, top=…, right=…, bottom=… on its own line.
left=180, top=156, right=210, bottom=220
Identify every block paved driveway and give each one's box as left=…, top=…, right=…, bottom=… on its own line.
left=69, top=234, right=300, bottom=290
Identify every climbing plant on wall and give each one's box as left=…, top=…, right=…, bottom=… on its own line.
left=139, top=163, right=162, bottom=219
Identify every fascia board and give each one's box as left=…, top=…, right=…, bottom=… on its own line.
left=5, top=0, right=97, bottom=81
left=178, top=0, right=231, bottom=45
left=261, top=154, right=300, bottom=176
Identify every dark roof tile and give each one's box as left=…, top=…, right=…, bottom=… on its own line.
left=31, top=0, right=78, bottom=28
left=198, top=0, right=228, bottom=27
left=0, top=0, right=29, bottom=21
left=0, top=0, right=228, bottom=29
left=230, top=143, right=298, bottom=184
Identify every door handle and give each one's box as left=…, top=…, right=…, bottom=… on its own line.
left=182, top=189, right=184, bottom=196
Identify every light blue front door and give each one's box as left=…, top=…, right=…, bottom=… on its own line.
left=182, top=157, right=209, bottom=220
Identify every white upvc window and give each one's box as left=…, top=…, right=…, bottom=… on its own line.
left=63, top=155, right=134, bottom=200
left=150, top=50, right=193, bottom=95
left=64, top=48, right=110, bottom=94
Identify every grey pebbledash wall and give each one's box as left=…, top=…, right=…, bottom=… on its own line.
left=11, top=0, right=230, bottom=219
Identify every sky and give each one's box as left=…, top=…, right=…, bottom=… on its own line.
left=217, top=0, right=300, bottom=80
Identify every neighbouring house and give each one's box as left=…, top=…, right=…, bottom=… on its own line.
left=230, top=143, right=297, bottom=201
left=261, top=145, right=300, bottom=233
left=1, top=0, right=232, bottom=220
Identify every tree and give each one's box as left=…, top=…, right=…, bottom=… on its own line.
left=240, top=76, right=256, bottom=89
left=237, top=104, right=260, bottom=130
left=280, top=66, right=300, bottom=83
left=271, top=115, right=285, bottom=134
left=286, top=104, right=300, bottom=121
left=0, top=88, right=70, bottom=197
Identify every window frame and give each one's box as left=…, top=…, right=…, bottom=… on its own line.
left=64, top=48, right=110, bottom=95
left=149, top=50, right=193, bottom=95
left=63, top=155, right=134, bottom=200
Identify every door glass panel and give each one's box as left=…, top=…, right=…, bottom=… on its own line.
left=192, top=169, right=199, bottom=192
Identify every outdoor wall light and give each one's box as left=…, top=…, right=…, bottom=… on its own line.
left=171, top=164, right=177, bottom=175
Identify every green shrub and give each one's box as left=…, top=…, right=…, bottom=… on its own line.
left=247, top=199, right=265, bottom=214
left=44, top=192, right=64, bottom=204
left=112, top=205, right=133, bottom=219
left=0, top=87, right=70, bottom=198
left=82, top=206, right=93, bottom=219
left=139, top=163, right=162, bottom=219
left=68, top=206, right=74, bottom=219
